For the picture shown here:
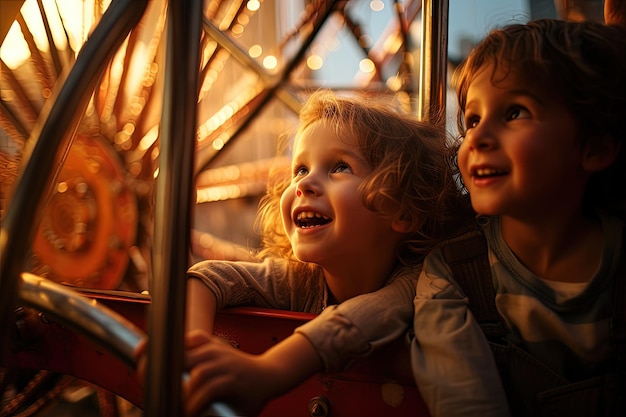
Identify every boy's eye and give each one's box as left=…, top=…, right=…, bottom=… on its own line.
left=464, top=115, right=479, bottom=129
left=506, top=106, right=530, bottom=120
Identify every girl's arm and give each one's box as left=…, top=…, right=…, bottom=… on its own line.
left=295, top=266, right=418, bottom=371
left=185, top=277, right=217, bottom=333
left=181, top=258, right=326, bottom=415
left=184, top=257, right=297, bottom=334
left=182, top=264, right=416, bottom=415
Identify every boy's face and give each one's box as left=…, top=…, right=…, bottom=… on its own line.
left=457, top=64, right=588, bottom=220
left=280, top=121, right=400, bottom=269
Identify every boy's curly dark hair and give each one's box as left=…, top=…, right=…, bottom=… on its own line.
left=453, top=19, right=626, bottom=217
left=256, top=90, right=471, bottom=265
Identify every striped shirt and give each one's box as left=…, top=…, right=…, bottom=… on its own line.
left=411, top=212, right=624, bottom=417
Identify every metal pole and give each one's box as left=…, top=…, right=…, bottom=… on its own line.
left=144, top=0, right=202, bottom=414
left=418, top=0, right=449, bottom=125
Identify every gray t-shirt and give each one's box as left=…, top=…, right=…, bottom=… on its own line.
left=187, top=257, right=419, bottom=371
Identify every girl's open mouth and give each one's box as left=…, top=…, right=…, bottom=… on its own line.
left=295, top=211, right=332, bottom=228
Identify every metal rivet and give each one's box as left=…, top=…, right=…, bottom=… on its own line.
left=308, top=395, right=329, bottom=417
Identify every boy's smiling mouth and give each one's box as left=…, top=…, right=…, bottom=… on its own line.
left=472, top=167, right=508, bottom=178
left=295, top=211, right=332, bottom=228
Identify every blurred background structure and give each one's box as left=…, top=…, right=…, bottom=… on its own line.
left=2, top=0, right=575, bottom=293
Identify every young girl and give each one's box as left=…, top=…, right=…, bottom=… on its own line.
left=181, top=90, right=472, bottom=416
left=411, top=16, right=626, bottom=417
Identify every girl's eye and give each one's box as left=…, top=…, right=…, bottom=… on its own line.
left=333, top=162, right=353, bottom=174
left=293, top=166, right=308, bottom=177
left=506, top=106, right=530, bottom=120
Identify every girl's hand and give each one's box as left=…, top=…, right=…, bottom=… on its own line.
left=135, top=330, right=321, bottom=416
left=183, top=330, right=280, bottom=417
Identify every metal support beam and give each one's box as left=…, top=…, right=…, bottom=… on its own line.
left=143, top=0, right=202, bottom=414
left=418, top=0, right=449, bottom=125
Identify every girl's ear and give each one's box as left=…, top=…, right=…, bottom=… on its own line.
left=582, top=134, right=621, bottom=173
left=391, top=215, right=425, bottom=234
left=391, top=218, right=413, bottom=233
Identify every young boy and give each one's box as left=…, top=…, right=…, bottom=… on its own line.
left=411, top=14, right=626, bottom=417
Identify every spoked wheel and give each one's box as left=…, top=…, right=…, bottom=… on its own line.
left=1, top=0, right=153, bottom=414
left=1, top=0, right=167, bottom=293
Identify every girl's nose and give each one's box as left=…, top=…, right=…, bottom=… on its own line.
left=295, top=175, right=321, bottom=197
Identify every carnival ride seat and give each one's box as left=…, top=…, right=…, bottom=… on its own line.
left=7, top=273, right=427, bottom=417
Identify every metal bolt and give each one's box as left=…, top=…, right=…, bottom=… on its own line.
left=308, top=396, right=329, bottom=417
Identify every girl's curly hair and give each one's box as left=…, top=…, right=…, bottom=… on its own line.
left=453, top=19, right=626, bottom=216
left=255, top=90, right=471, bottom=265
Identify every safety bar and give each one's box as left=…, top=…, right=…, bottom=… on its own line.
left=17, top=273, right=240, bottom=416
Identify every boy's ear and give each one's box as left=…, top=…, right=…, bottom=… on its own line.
left=582, top=134, right=621, bottom=173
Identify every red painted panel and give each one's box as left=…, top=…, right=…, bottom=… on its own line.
left=7, top=295, right=430, bottom=416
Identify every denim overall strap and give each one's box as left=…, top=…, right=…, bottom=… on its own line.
left=441, top=229, right=506, bottom=340
left=442, top=228, right=626, bottom=417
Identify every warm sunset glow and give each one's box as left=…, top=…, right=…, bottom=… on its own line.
left=0, top=0, right=105, bottom=69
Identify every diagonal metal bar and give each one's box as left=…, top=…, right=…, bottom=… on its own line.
left=195, top=0, right=341, bottom=174
left=202, top=18, right=276, bottom=86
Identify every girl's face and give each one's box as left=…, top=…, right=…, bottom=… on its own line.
left=280, top=121, right=401, bottom=269
left=458, top=64, right=588, bottom=220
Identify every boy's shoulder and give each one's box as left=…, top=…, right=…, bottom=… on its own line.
left=433, top=217, right=503, bottom=330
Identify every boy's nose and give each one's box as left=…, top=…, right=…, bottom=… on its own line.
left=464, top=123, right=497, bottom=151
